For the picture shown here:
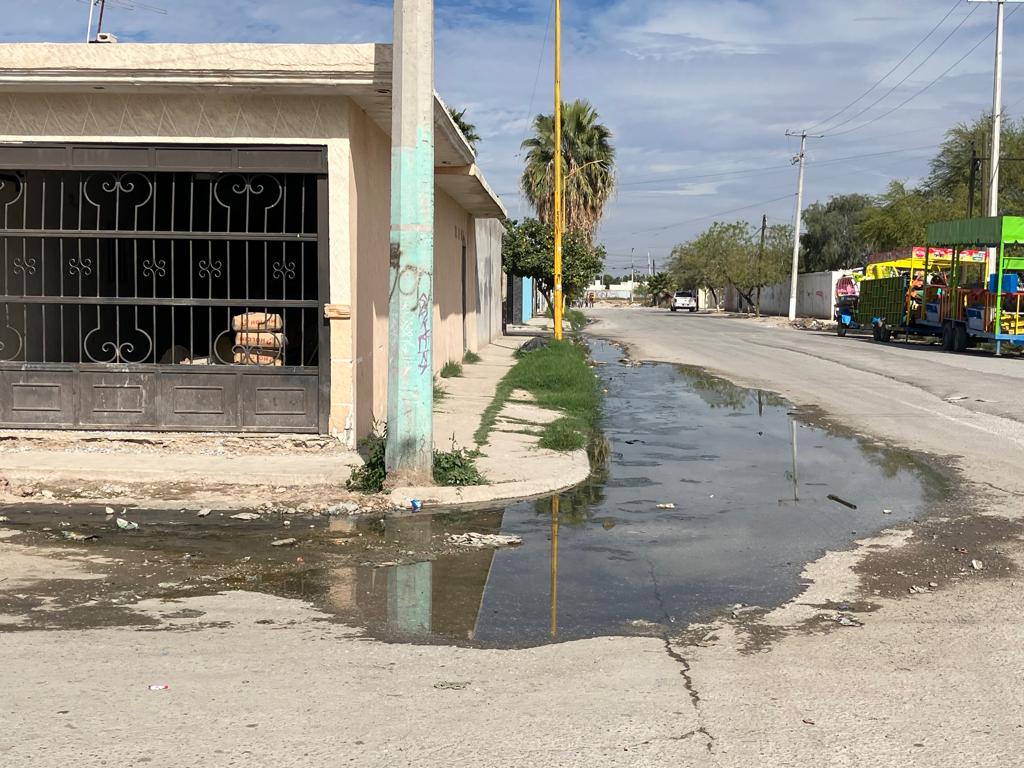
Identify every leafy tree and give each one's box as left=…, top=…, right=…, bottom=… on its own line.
left=800, top=194, right=875, bottom=271
left=667, top=220, right=792, bottom=313
left=448, top=107, right=481, bottom=153
left=926, top=114, right=1024, bottom=213
left=502, top=218, right=605, bottom=308
left=857, top=180, right=960, bottom=251
left=520, top=99, right=615, bottom=241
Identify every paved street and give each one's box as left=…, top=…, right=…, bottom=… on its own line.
left=591, top=307, right=1024, bottom=494
left=3, top=308, right=1024, bottom=767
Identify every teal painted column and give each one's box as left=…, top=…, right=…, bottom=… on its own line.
left=386, top=0, right=435, bottom=484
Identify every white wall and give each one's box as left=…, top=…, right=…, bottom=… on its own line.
left=725, top=271, right=848, bottom=319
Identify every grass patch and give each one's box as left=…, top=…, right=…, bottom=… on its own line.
left=433, top=378, right=447, bottom=401
left=538, top=417, right=587, bottom=451
left=462, top=350, right=482, bottom=365
left=440, top=360, right=464, bottom=378
left=474, top=338, right=600, bottom=451
left=346, top=425, right=486, bottom=493
left=543, top=307, right=588, bottom=333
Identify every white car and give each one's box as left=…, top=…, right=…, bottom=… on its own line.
left=670, top=290, right=698, bottom=312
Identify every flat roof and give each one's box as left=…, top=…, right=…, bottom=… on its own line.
left=0, top=43, right=504, bottom=218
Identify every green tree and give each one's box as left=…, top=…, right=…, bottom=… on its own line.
left=644, top=272, right=674, bottom=307
left=926, top=114, right=1024, bottom=213
left=448, top=107, right=481, bottom=153
left=667, top=220, right=792, bottom=313
left=520, top=99, right=616, bottom=241
left=801, top=194, right=875, bottom=271
left=857, top=180, right=960, bottom=251
left=502, top=218, right=605, bottom=308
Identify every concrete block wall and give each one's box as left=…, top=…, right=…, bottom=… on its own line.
left=724, top=271, right=849, bottom=319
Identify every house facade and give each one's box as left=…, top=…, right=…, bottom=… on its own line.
left=0, top=43, right=505, bottom=445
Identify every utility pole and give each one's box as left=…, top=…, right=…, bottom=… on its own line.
left=385, top=0, right=435, bottom=484
left=629, top=247, right=635, bottom=303
left=968, top=146, right=979, bottom=217
left=756, top=213, right=767, bottom=317
left=552, top=0, right=564, bottom=341
left=970, top=0, right=1020, bottom=276
left=784, top=130, right=820, bottom=320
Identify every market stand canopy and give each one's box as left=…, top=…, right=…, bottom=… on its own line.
left=926, top=216, right=1024, bottom=247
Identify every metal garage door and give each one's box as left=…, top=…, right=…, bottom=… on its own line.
left=0, top=144, right=329, bottom=433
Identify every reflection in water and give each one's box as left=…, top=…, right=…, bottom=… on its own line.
left=293, top=341, right=935, bottom=647
left=550, top=495, right=559, bottom=638
left=327, top=512, right=505, bottom=642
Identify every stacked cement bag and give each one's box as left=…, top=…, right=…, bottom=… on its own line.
left=232, top=312, right=285, bottom=366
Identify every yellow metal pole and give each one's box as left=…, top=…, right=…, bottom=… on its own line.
left=552, top=0, right=564, bottom=341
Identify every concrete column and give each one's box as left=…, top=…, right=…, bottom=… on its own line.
left=386, top=0, right=435, bottom=483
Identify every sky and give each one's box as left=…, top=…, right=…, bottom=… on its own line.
left=6, top=0, right=1024, bottom=272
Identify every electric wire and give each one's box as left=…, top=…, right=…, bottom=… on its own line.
left=825, top=5, right=1021, bottom=139
left=818, top=1, right=981, bottom=136
left=805, top=0, right=964, bottom=133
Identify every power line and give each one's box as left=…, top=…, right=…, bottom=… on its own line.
left=617, top=143, right=941, bottom=191
left=805, top=0, right=965, bottom=133
left=513, top=0, right=555, bottom=219
left=818, top=2, right=981, bottom=136
left=825, top=5, right=1021, bottom=139
left=629, top=193, right=796, bottom=235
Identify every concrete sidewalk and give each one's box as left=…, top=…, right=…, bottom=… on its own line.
left=390, top=333, right=590, bottom=508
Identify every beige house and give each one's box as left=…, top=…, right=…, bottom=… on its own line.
left=0, top=43, right=506, bottom=445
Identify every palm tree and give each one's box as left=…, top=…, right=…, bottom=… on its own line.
left=448, top=107, right=481, bottom=153
left=520, top=99, right=615, bottom=241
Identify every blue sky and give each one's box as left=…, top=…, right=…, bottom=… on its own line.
left=7, top=0, right=1024, bottom=271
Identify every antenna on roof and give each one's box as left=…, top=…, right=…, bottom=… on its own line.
left=82, top=0, right=167, bottom=43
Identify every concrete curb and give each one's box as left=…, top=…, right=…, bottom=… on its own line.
left=388, top=447, right=591, bottom=511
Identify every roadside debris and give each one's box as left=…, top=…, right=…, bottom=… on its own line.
left=447, top=532, right=522, bottom=549
left=827, top=494, right=858, bottom=510
left=230, top=512, right=261, bottom=521
left=197, top=508, right=212, bottom=518
left=271, top=538, right=297, bottom=547
left=971, top=559, right=984, bottom=571
left=656, top=503, right=676, bottom=509
left=945, top=394, right=969, bottom=402
left=409, top=499, right=424, bottom=512
left=882, top=509, right=893, bottom=515
left=148, top=684, right=169, bottom=691
left=731, top=603, right=762, bottom=619
left=104, top=507, right=115, bottom=516
left=0, top=516, right=8, bottom=523
left=115, top=518, right=139, bottom=531
left=433, top=681, right=470, bottom=690
left=61, top=531, right=98, bottom=541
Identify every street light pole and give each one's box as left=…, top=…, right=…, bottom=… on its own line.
left=552, top=0, right=564, bottom=341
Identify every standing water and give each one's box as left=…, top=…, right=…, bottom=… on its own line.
left=0, top=341, right=939, bottom=647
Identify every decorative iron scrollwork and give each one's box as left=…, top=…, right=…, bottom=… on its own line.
left=213, top=174, right=284, bottom=214
left=272, top=259, right=296, bottom=280
left=0, top=173, right=25, bottom=209
left=0, top=317, right=24, bottom=362
left=83, top=172, right=155, bottom=215
left=83, top=324, right=154, bottom=365
left=142, top=257, right=167, bottom=279
left=68, top=256, right=93, bottom=277
left=12, top=255, right=37, bottom=277
left=197, top=258, right=223, bottom=280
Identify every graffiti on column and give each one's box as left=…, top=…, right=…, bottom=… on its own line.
left=417, top=291, right=430, bottom=375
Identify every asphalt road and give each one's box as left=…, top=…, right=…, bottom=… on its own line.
left=590, top=307, right=1024, bottom=494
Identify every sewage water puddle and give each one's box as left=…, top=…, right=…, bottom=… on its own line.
left=0, top=341, right=942, bottom=647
